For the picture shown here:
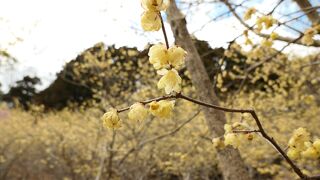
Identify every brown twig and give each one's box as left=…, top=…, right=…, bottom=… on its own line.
left=106, top=130, right=116, bottom=179
left=268, top=0, right=285, bottom=15
left=117, top=94, right=175, bottom=112
left=159, top=12, right=169, bottom=49
left=233, top=130, right=260, bottom=134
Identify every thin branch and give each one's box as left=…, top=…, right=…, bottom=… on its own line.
left=268, top=0, right=285, bottom=15
left=233, top=130, right=260, bottom=133
left=279, top=6, right=320, bottom=18
left=117, top=94, right=175, bottom=112
left=106, top=130, right=117, bottom=179
left=159, top=12, right=169, bottom=49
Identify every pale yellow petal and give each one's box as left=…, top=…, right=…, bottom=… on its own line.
left=141, top=10, right=161, bottom=31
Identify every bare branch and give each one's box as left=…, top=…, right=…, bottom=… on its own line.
left=159, top=12, right=170, bottom=49
left=233, top=130, right=261, bottom=134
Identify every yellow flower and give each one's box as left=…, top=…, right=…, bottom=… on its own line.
left=256, top=15, right=276, bottom=30
left=168, top=46, right=187, bottom=69
left=288, top=127, right=310, bottom=151
left=212, top=137, right=225, bottom=148
left=244, top=7, right=256, bottom=20
left=287, top=148, right=300, bottom=160
left=149, top=43, right=168, bottom=69
left=313, top=139, right=320, bottom=152
left=301, top=147, right=319, bottom=159
left=157, top=69, right=182, bottom=94
left=149, top=44, right=187, bottom=69
left=270, top=32, right=278, bottom=40
left=128, top=103, right=148, bottom=123
left=245, top=37, right=253, bottom=45
left=149, top=100, right=175, bottom=118
left=101, top=108, right=121, bottom=129
left=301, top=28, right=317, bottom=45
left=261, top=38, right=273, bottom=47
left=141, top=10, right=162, bottom=31
left=224, top=124, right=233, bottom=133
left=224, top=133, right=241, bottom=148
left=246, top=133, right=254, bottom=141
left=141, top=0, right=168, bottom=11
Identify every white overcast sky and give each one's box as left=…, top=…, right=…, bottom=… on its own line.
left=0, top=0, right=319, bottom=92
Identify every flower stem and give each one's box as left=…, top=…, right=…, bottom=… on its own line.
left=159, top=12, right=169, bottom=49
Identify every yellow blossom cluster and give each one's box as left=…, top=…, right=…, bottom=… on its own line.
left=244, top=7, right=257, bottom=21
left=261, top=38, right=273, bottom=48
left=140, top=0, right=168, bottom=31
left=243, top=30, right=253, bottom=45
left=301, top=25, right=320, bottom=46
left=149, top=44, right=186, bottom=70
left=102, top=100, right=176, bottom=129
left=148, top=45, right=187, bottom=94
left=287, top=128, right=320, bottom=160
left=101, top=0, right=184, bottom=130
left=260, top=32, right=278, bottom=48
left=141, top=1, right=187, bottom=95
left=212, top=122, right=254, bottom=149
left=150, top=45, right=187, bottom=94
left=256, top=15, right=277, bottom=31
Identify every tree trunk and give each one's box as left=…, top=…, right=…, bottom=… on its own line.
left=166, top=1, right=252, bottom=179
left=294, top=0, right=320, bottom=25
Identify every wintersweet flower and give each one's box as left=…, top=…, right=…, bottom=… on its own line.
left=212, top=137, right=225, bottom=148
left=301, top=146, right=319, bottom=159
left=141, top=10, right=162, bottom=31
left=244, top=7, right=256, bottom=20
left=287, top=148, right=300, bottom=160
left=313, top=139, right=320, bottom=152
left=261, top=38, right=273, bottom=48
left=224, top=133, right=242, bottom=148
left=149, top=100, right=174, bottom=118
left=301, top=28, right=317, bottom=46
left=157, top=69, right=182, bottom=94
left=149, top=43, right=168, bottom=69
left=168, top=46, right=187, bottom=69
left=141, top=0, right=168, bottom=11
left=270, top=32, right=278, bottom=40
left=149, top=44, right=187, bottom=69
left=288, top=127, right=310, bottom=151
left=128, top=103, right=148, bottom=123
left=256, top=15, right=277, bottom=31
left=101, top=108, right=121, bottom=129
